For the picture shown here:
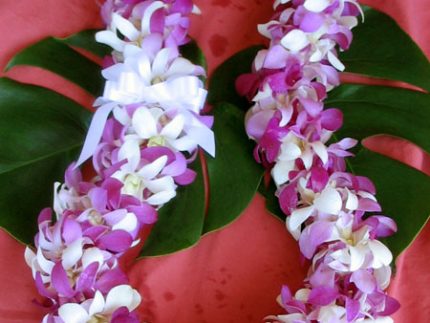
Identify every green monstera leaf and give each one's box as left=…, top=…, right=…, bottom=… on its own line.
left=208, top=6, right=430, bottom=260
left=0, top=30, right=109, bottom=243
left=0, top=78, right=91, bottom=243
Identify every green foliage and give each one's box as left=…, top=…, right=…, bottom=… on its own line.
left=0, top=78, right=90, bottom=243
left=204, top=103, right=264, bottom=233
left=340, top=6, right=430, bottom=92
left=6, top=31, right=108, bottom=96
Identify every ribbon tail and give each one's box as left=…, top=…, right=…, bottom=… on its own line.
left=74, top=103, right=117, bottom=168
left=187, top=125, right=216, bottom=157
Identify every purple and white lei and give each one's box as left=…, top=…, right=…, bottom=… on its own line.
left=24, top=1, right=213, bottom=322
left=237, top=0, right=400, bottom=322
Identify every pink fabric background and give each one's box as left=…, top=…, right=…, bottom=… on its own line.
left=0, top=0, right=429, bottom=322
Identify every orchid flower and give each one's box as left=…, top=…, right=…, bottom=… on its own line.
left=47, top=285, right=141, bottom=323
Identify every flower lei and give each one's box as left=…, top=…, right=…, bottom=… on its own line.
left=22, top=0, right=406, bottom=322
left=24, top=0, right=213, bottom=322
left=237, top=0, right=400, bottom=322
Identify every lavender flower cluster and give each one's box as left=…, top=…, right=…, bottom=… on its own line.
left=25, top=1, right=213, bottom=322
left=237, top=0, right=400, bottom=322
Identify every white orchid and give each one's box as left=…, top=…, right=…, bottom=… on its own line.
left=286, top=177, right=361, bottom=239
left=329, top=224, right=393, bottom=272
left=96, top=2, right=167, bottom=53
left=111, top=137, right=177, bottom=206
left=56, top=285, right=141, bottom=323
left=272, top=132, right=330, bottom=187
left=126, top=105, right=213, bottom=155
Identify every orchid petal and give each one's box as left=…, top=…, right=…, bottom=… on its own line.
left=349, top=245, right=366, bottom=271
left=314, top=186, right=342, bottom=215
left=145, top=176, right=176, bottom=193
left=58, top=303, right=89, bottom=323
left=118, top=139, right=141, bottom=172
left=146, top=190, right=176, bottom=205
left=368, top=240, right=393, bottom=268
left=328, top=50, right=345, bottom=71
left=112, top=13, right=139, bottom=40
left=96, top=31, right=125, bottom=52
left=141, top=1, right=165, bottom=35
left=281, top=29, right=310, bottom=52
left=112, top=213, right=138, bottom=232
left=89, top=291, right=105, bottom=316
left=160, top=114, right=185, bottom=139
left=311, top=141, right=328, bottom=165
left=272, top=160, right=295, bottom=186
left=304, top=0, right=331, bottom=13
left=105, top=285, right=142, bottom=313
left=81, top=247, right=104, bottom=269
left=62, top=238, right=83, bottom=270
left=152, top=48, right=171, bottom=77
left=132, top=107, right=158, bottom=139
left=137, top=155, right=168, bottom=179
left=289, top=206, right=314, bottom=231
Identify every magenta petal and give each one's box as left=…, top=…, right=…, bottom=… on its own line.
left=62, top=218, right=82, bottom=244
left=129, top=204, right=158, bottom=225
left=346, top=298, right=360, bottom=322
left=38, top=208, right=52, bottom=224
left=373, top=216, right=397, bottom=237
left=357, top=198, right=381, bottom=212
left=76, top=262, right=99, bottom=292
left=89, top=187, right=108, bottom=212
left=308, top=286, right=338, bottom=306
left=236, top=73, right=259, bottom=98
left=321, top=108, right=343, bottom=131
left=96, top=268, right=129, bottom=294
left=97, top=230, right=133, bottom=253
left=111, top=308, right=140, bottom=323
left=162, top=152, right=187, bottom=177
left=35, top=272, right=56, bottom=299
left=308, top=167, right=329, bottom=192
left=65, top=163, right=82, bottom=189
left=246, top=110, right=275, bottom=141
left=278, top=183, right=298, bottom=215
left=264, top=45, right=289, bottom=69
left=300, top=12, right=324, bottom=32
left=299, top=221, right=334, bottom=259
left=355, top=176, right=376, bottom=194
left=84, top=226, right=108, bottom=241
left=141, top=146, right=174, bottom=163
left=281, top=285, right=293, bottom=304
left=312, top=82, right=327, bottom=100
left=102, top=178, right=123, bottom=209
left=379, top=295, right=401, bottom=316
left=172, top=0, right=193, bottom=15
left=174, top=168, right=197, bottom=185
left=51, top=262, right=75, bottom=298
left=299, top=97, right=323, bottom=117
